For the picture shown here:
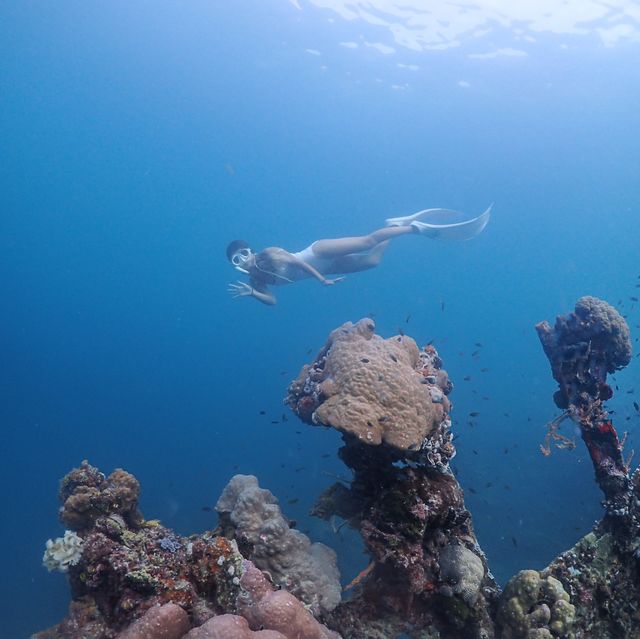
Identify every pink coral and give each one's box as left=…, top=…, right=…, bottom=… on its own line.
left=183, top=614, right=286, bottom=638
left=237, top=561, right=341, bottom=639
left=115, top=603, right=190, bottom=639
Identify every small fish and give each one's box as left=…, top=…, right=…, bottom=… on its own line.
left=271, top=420, right=279, bottom=424
left=398, top=327, right=405, bottom=336
left=634, top=401, right=639, bottom=412
left=468, top=487, right=477, bottom=494
left=259, top=410, right=266, bottom=415
left=475, top=342, right=483, bottom=347
left=201, top=506, right=212, bottom=512
left=441, top=300, right=445, bottom=311
left=389, top=354, right=398, bottom=362
left=631, top=297, right=639, bottom=302
left=281, top=413, right=288, bottom=422
left=482, top=396, right=490, bottom=400
left=503, top=412, right=510, bottom=417
left=471, top=350, right=480, bottom=357
left=321, top=453, right=331, bottom=458
left=469, top=411, right=480, bottom=417
left=405, top=314, right=411, bottom=323
left=472, top=449, right=479, bottom=455
left=504, top=447, right=509, bottom=454
left=511, top=536, right=518, bottom=548
left=485, top=482, right=493, bottom=488
left=361, top=358, right=370, bottom=363
left=504, top=484, right=512, bottom=491
left=480, top=367, right=489, bottom=372
left=287, top=498, right=299, bottom=505
left=463, top=376, right=472, bottom=381
left=294, top=466, right=305, bottom=472
left=306, top=348, right=313, bottom=355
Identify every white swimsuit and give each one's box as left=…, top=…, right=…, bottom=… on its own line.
left=292, top=242, right=335, bottom=274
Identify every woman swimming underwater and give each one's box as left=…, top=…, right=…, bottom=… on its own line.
left=226, top=205, right=492, bottom=306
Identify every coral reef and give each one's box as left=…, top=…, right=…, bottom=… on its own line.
left=35, top=462, right=341, bottom=639
left=215, top=474, right=341, bottom=615
left=533, top=297, right=640, bottom=638
left=288, top=319, right=498, bottom=638
left=36, top=304, right=640, bottom=639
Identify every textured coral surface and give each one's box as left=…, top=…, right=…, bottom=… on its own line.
left=287, top=318, right=447, bottom=451
left=215, top=474, right=341, bottom=615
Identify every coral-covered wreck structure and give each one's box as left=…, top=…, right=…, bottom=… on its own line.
left=35, top=297, right=640, bottom=639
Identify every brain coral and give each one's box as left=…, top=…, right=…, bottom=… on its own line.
left=288, top=318, right=443, bottom=451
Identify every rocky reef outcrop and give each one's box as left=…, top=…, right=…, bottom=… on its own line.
left=35, top=302, right=640, bottom=639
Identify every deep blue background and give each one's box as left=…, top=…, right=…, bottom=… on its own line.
left=2, top=2, right=639, bottom=636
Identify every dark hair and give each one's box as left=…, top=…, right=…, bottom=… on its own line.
left=226, top=239, right=250, bottom=262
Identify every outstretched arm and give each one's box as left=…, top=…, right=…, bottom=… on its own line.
left=228, top=281, right=276, bottom=305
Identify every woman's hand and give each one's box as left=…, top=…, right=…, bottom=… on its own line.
left=322, top=276, right=346, bottom=286
left=228, top=281, right=254, bottom=298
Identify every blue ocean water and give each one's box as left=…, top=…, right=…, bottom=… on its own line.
left=2, top=2, right=639, bottom=636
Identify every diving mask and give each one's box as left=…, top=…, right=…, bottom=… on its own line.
left=231, top=247, right=252, bottom=274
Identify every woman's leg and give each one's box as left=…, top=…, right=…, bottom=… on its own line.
left=311, top=226, right=413, bottom=258
left=328, top=240, right=390, bottom=274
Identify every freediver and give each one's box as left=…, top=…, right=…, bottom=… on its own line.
left=226, top=205, right=492, bottom=306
